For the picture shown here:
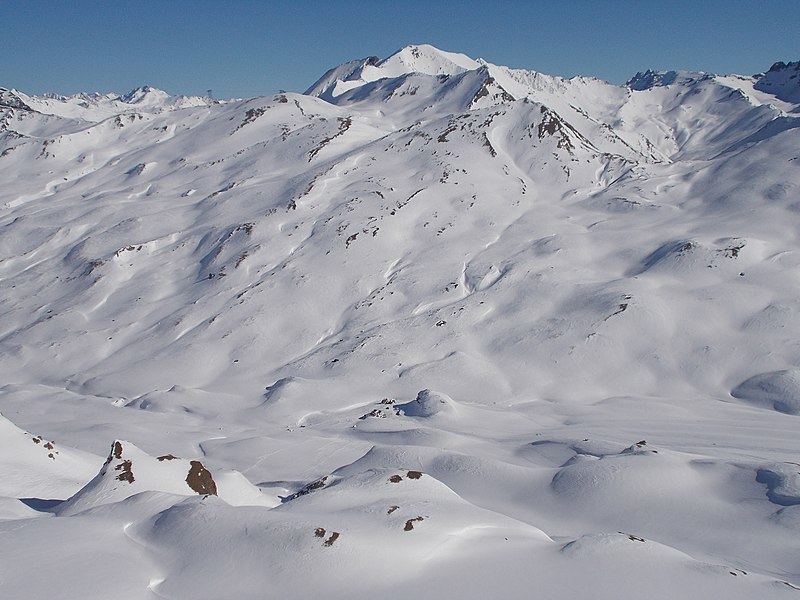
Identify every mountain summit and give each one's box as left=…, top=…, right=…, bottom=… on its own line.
left=306, top=44, right=481, bottom=100
left=754, top=60, right=800, bottom=103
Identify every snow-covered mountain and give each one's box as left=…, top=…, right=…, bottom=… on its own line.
left=1, top=45, right=800, bottom=598
left=1, top=84, right=214, bottom=122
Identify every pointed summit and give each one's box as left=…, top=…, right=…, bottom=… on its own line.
left=755, top=60, right=800, bottom=104
left=375, top=44, right=480, bottom=78
left=306, top=44, right=480, bottom=100
left=118, top=85, right=172, bottom=105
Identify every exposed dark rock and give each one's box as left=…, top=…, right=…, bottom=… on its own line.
left=186, top=460, right=218, bottom=495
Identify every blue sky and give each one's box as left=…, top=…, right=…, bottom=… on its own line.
left=2, top=1, right=797, bottom=98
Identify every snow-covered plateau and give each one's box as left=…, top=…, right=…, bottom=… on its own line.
left=1, top=45, right=800, bottom=598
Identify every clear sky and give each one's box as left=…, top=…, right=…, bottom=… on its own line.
left=2, top=0, right=797, bottom=98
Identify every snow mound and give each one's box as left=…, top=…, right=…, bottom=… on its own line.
left=732, top=369, right=800, bottom=415
left=756, top=464, right=800, bottom=506
left=632, top=237, right=755, bottom=277
left=521, top=438, right=629, bottom=467
left=58, top=440, right=269, bottom=516
left=282, top=465, right=551, bottom=546
left=132, top=464, right=550, bottom=598
left=550, top=441, right=683, bottom=504
left=131, top=463, right=792, bottom=600
left=395, top=389, right=458, bottom=418
left=561, top=531, right=690, bottom=560
left=558, top=532, right=793, bottom=598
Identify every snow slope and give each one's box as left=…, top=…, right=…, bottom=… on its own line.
left=1, top=45, right=800, bottom=598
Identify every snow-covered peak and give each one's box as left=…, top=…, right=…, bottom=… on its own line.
left=118, top=85, right=172, bottom=105
left=52, top=90, right=117, bottom=103
left=375, top=44, right=480, bottom=78
left=306, top=44, right=481, bottom=100
left=755, top=60, right=800, bottom=104
left=117, top=85, right=213, bottom=110
left=5, top=85, right=215, bottom=123
left=626, top=69, right=710, bottom=90
left=0, top=88, right=33, bottom=111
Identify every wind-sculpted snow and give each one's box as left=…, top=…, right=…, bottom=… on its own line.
left=732, top=370, right=800, bottom=415
left=1, top=44, right=800, bottom=597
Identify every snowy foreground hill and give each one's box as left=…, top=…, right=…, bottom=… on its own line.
left=2, top=45, right=800, bottom=598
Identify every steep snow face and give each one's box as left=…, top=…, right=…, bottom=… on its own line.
left=1, top=45, right=800, bottom=598
left=626, top=69, right=708, bottom=90
left=0, top=413, right=101, bottom=498
left=755, top=61, right=800, bottom=105
left=714, top=74, right=799, bottom=114
left=0, top=88, right=34, bottom=111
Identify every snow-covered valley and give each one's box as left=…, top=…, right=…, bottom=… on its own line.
left=1, top=45, right=800, bottom=598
